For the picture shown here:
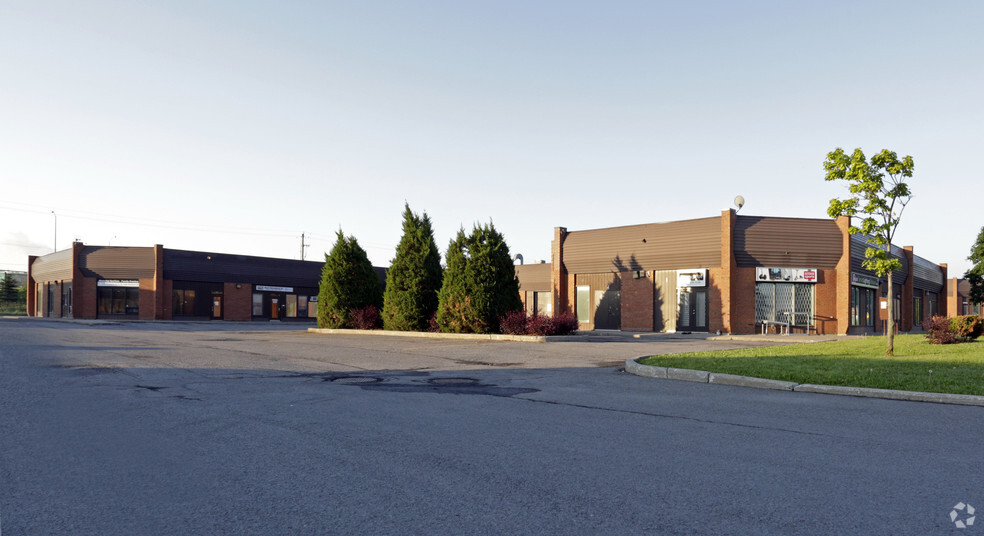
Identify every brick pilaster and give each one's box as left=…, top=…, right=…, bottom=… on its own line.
left=835, top=215, right=852, bottom=334
left=551, top=227, right=570, bottom=316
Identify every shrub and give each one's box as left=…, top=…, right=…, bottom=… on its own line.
left=525, top=313, right=553, bottom=336
left=549, top=311, right=579, bottom=336
left=924, top=315, right=959, bottom=344
left=349, top=305, right=382, bottom=330
left=496, top=310, right=580, bottom=336
left=951, top=315, right=983, bottom=341
left=499, top=309, right=528, bottom=335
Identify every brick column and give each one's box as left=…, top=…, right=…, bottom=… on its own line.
left=946, top=277, right=959, bottom=317
left=154, top=244, right=167, bottom=320
left=27, top=255, right=37, bottom=317
left=71, top=242, right=85, bottom=319
left=835, top=215, right=852, bottom=334
left=551, top=227, right=570, bottom=316
left=716, top=209, right=737, bottom=334
left=902, top=246, right=914, bottom=331
left=939, top=264, right=948, bottom=316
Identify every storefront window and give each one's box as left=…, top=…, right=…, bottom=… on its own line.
left=308, top=297, right=317, bottom=318
left=98, top=287, right=139, bottom=315
left=172, top=289, right=196, bottom=316
left=851, top=286, right=876, bottom=327
left=576, top=286, right=590, bottom=323
left=252, top=293, right=263, bottom=316
left=286, top=294, right=297, bottom=318
left=756, top=283, right=814, bottom=326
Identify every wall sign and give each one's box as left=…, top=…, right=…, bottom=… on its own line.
left=256, top=285, right=293, bottom=293
left=677, top=269, right=707, bottom=288
left=851, top=273, right=880, bottom=289
left=97, top=279, right=139, bottom=288
left=755, top=267, right=818, bottom=283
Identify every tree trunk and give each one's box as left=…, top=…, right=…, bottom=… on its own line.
left=886, top=269, right=895, bottom=356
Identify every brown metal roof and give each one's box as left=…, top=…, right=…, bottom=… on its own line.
left=562, top=217, right=721, bottom=273
left=30, top=249, right=74, bottom=282
left=515, top=263, right=551, bottom=291
left=80, top=246, right=156, bottom=279
left=734, top=216, right=842, bottom=269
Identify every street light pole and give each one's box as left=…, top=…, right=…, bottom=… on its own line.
left=51, top=210, right=57, bottom=252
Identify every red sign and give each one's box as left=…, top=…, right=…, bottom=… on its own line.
left=803, top=269, right=817, bottom=281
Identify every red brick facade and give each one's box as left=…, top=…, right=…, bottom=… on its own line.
left=543, top=211, right=949, bottom=335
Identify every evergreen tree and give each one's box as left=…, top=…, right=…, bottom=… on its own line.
left=436, top=229, right=479, bottom=333
left=317, top=230, right=383, bottom=329
left=436, top=223, right=522, bottom=333
left=466, top=222, right=522, bottom=333
left=0, top=274, right=19, bottom=303
left=382, top=204, right=443, bottom=331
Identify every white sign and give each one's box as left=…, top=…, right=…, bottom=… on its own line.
left=97, top=279, right=139, bottom=288
left=677, top=269, right=707, bottom=288
left=755, top=267, right=818, bottom=283
left=256, top=285, right=293, bottom=293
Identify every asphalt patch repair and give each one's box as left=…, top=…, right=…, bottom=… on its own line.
left=324, top=373, right=540, bottom=397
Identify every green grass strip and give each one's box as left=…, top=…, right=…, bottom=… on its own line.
left=638, top=334, right=984, bottom=396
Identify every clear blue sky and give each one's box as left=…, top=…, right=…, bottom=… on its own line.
left=2, top=1, right=981, bottom=276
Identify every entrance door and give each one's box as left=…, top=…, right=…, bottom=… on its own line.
left=677, top=288, right=708, bottom=331
left=270, top=295, right=280, bottom=319
left=211, top=295, right=223, bottom=319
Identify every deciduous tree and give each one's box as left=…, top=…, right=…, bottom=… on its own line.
left=825, top=147, right=913, bottom=356
left=965, top=226, right=984, bottom=307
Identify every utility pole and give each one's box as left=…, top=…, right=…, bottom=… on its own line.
left=51, top=210, right=57, bottom=252
left=300, top=232, right=310, bottom=261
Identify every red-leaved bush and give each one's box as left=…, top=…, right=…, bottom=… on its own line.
left=924, top=315, right=958, bottom=344
left=348, top=305, right=382, bottom=330
left=498, top=310, right=579, bottom=336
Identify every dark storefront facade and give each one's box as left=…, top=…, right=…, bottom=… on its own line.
left=27, top=243, right=352, bottom=321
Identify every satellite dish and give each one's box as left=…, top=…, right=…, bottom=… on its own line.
left=734, top=195, right=745, bottom=212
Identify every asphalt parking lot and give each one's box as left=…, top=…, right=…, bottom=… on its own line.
left=2, top=318, right=981, bottom=535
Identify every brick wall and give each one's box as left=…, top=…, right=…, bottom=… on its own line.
left=814, top=269, right=837, bottom=334
left=77, top=277, right=97, bottom=319
left=730, top=267, right=757, bottom=334
left=138, top=278, right=156, bottom=320
left=835, top=215, right=852, bottom=334
left=223, top=282, right=252, bottom=321
left=621, top=272, right=653, bottom=331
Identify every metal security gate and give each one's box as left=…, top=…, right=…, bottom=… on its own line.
left=756, top=283, right=814, bottom=328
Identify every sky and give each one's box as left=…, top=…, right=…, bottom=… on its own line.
left=2, top=1, right=982, bottom=277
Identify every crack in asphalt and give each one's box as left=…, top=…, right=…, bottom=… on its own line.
left=512, top=395, right=835, bottom=438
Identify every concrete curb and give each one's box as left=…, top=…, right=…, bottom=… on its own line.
left=624, top=358, right=984, bottom=407
left=308, top=328, right=547, bottom=343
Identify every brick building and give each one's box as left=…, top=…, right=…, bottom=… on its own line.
left=27, top=243, right=381, bottom=321
left=947, top=277, right=984, bottom=318
left=517, top=210, right=950, bottom=335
